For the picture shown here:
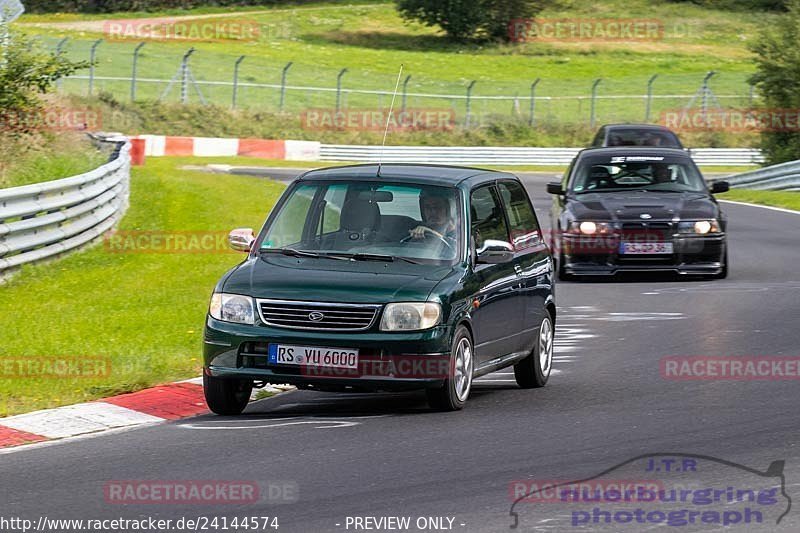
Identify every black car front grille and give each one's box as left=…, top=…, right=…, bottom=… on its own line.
left=620, top=221, right=674, bottom=242
left=620, top=221, right=674, bottom=230
left=257, top=299, right=381, bottom=331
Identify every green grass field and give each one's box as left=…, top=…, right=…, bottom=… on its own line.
left=0, top=157, right=285, bottom=416
left=17, top=0, right=769, bottom=129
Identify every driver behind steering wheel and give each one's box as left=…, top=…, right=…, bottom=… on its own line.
left=409, top=188, right=456, bottom=243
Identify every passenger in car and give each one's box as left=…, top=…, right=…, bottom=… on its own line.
left=653, top=164, right=673, bottom=184
left=409, top=188, right=457, bottom=242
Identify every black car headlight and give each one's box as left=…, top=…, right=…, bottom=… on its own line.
left=209, top=293, right=255, bottom=324
left=678, top=220, right=721, bottom=235
left=567, top=221, right=614, bottom=235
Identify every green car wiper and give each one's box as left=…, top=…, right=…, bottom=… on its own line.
left=260, top=248, right=323, bottom=259
left=331, top=252, right=421, bottom=265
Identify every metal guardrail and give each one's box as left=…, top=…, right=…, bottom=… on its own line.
left=689, top=148, right=764, bottom=166
left=723, top=159, right=800, bottom=191
left=319, top=145, right=764, bottom=167
left=0, top=135, right=131, bottom=274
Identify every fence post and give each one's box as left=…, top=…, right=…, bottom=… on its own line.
left=701, top=71, right=716, bottom=125
left=56, top=37, right=69, bottom=54
left=336, top=68, right=348, bottom=112
left=529, top=78, right=540, bottom=127
left=590, top=78, right=602, bottom=128
left=232, top=55, right=245, bottom=109
left=0, top=21, right=9, bottom=69
left=748, top=82, right=755, bottom=107
left=465, top=80, right=477, bottom=128
left=401, top=74, right=411, bottom=114
left=88, top=39, right=103, bottom=96
left=55, top=38, right=69, bottom=91
left=645, top=74, right=658, bottom=122
left=131, top=42, right=146, bottom=102
left=279, top=61, right=292, bottom=112
left=181, top=47, right=196, bottom=105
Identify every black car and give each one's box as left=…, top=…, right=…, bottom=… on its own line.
left=204, top=164, right=556, bottom=413
left=592, top=124, right=684, bottom=149
left=546, top=148, right=729, bottom=280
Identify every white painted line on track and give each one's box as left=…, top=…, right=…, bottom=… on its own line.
left=180, top=419, right=359, bottom=430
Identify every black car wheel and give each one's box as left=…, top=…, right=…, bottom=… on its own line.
left=204, top=374, right=253, bottom=415
left=514, top=312, right=554, bottom=388
left=426, top=325, right=473, bottom=411
left=712, top=249, right=728, bottom=279
left=557, top=251, right=573, bottom=281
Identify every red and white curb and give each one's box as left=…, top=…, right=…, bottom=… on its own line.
left=0, top=378, right=293, bottom=451
left=136, top=135, right=320, bottom=161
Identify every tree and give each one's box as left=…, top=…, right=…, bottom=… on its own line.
left=749, top=0, right=800, bottom=164
left=0, top=26, right=89, bottom=134
left=396, top=0, right=547, bottom=42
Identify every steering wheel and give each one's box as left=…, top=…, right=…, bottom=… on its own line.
left=401, top=226, right=455, bottom=251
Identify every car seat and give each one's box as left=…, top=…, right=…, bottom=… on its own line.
left=333, top=197, right=381, bottom=249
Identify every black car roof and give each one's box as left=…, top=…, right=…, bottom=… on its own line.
left=577, top=146, right=692, bottom=159
left=601, top=123, right=678, bottom=132
left=296, top=163, right=515, bottom=186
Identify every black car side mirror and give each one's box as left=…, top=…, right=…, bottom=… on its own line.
left=547, top=182, right=564, bottom=195
left=476, top=240, right=514, bottom=264
left=710, top=181, right=730, bottom=194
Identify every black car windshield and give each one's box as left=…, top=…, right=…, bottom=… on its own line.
left=570, top=155, right=707, bottom=194
left=259, top=180, right=463, bottom=265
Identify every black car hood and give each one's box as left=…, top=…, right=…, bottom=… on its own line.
left=569, top=191, right=719, bottom=221
left=222, top=254, right=455, bottom=303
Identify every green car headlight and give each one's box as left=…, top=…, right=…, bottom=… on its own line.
left=380, top=302, right=442, bottom=331
left=678, top=220, right=721, bottom=234
left=209, top=293, right=255, bottom=324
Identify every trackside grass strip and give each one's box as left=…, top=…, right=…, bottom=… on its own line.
left=0, top=157, right=285, bottom=416
left=719, top=190, right=800, bottom=212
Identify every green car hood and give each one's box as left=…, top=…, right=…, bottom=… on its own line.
left=222, top=254, right=456, bottom=304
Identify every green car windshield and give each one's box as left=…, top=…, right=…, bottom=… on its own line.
left=260, top=180, right=463, bottom=264
left=571, top=156, right=707, bottom=194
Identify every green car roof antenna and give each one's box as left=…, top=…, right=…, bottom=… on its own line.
left=377, top=64, right=404, bottom=179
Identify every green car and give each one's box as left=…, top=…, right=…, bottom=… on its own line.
left=203, top=164, right=556, bottom=413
